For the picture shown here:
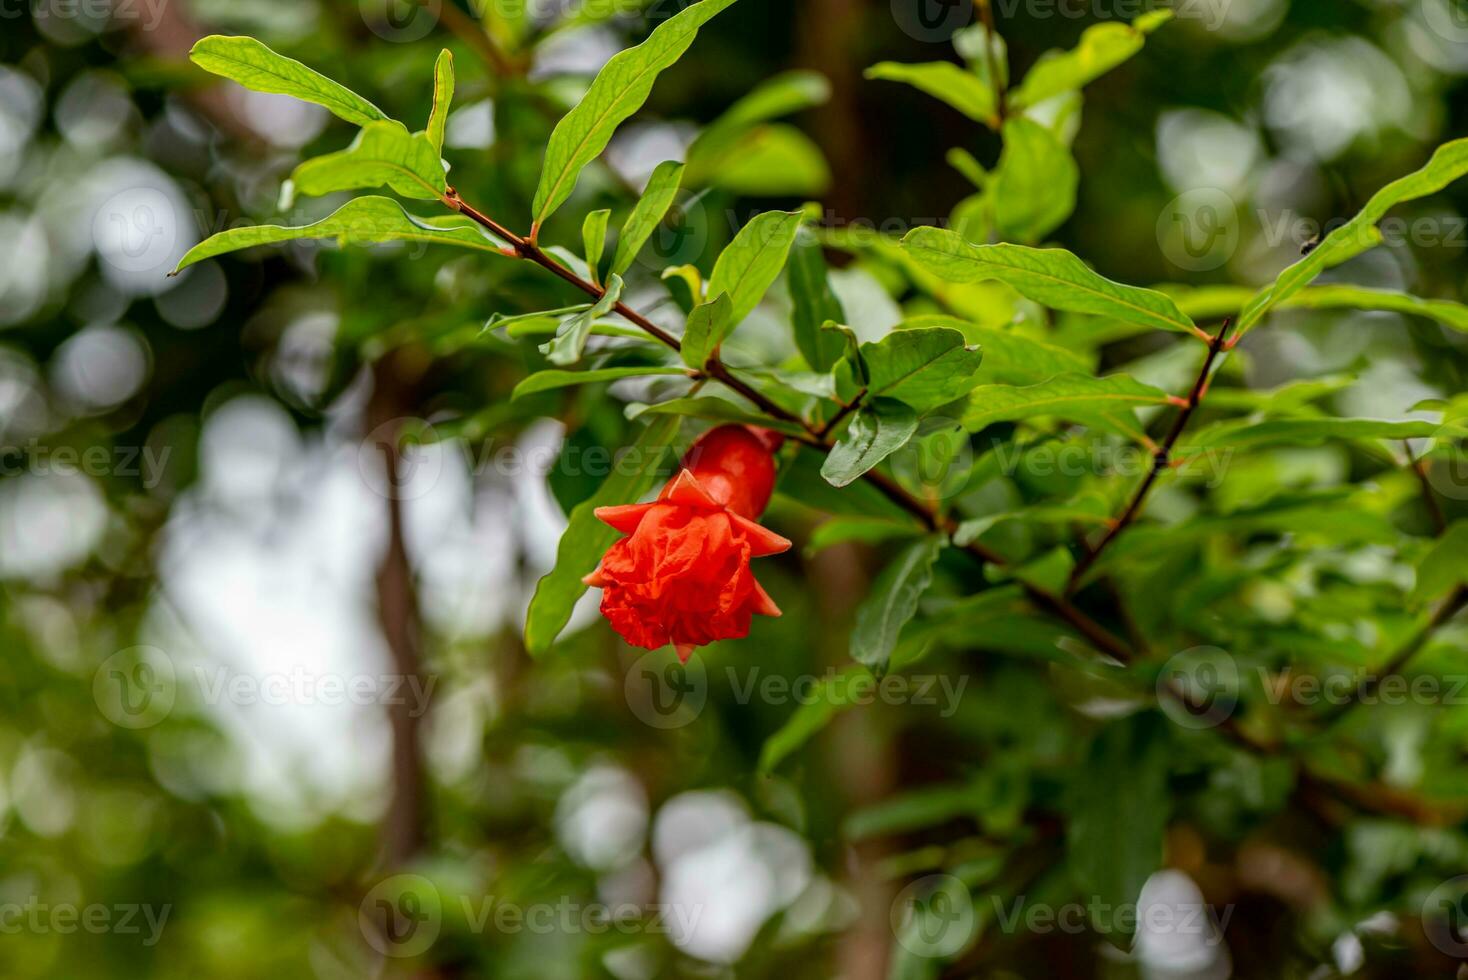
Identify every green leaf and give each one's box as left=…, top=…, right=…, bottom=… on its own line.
left=582, top=208, right=611, bottom=285
left=864, top=61, right=995, bottom=123
left=1238, top=138, right=1468, bottom=334
left=960, top=373, right=1170, bottom=438
left=291, top=121, right=447, bottom=201
left=757, top=665, right=866, bottom=774
left=1412, top=522, right=1468, bottom=604
left=524, top=415, right=682, bottom=653
left=531, top=0, right=741, bottom=227
left=512, top=366, right=688, bottom=400
left=707, top=209, right=805, bottom=326
left=189, top=35, right=390, bottom=127
left=1173, top=283, right=1468, bottom=334
left=425, top=49, right=454, bottom=153
left=542, top=275, right=624, bottom=366
left=822, top=399, right=920, bottom=488
left=850, top=535, right=945, bottom=673
left=631, top=396, right=810, bottom=437
left=901, top=316, right=1090, bottom=384
left=702, top=124, right=831, bottom=197
left=992, top=117, right=1078, bottom=243
left=685, top=71, right=832, bottom=188
left=1067, top=713, right=1171, bottom=928
left=680, top=292, right=733, bottom=369
left=1183, top=417, right=1443, bottom=452
left=1009, top=12, right=1170, bottom=109
left=903, top=229, right=1199, bottom=337
left=171, top=196, right=506, bottom=274
left=610, top=160, right=685, bottom=277
left=806, top=516, right=922, bottom=557
left=858, top=326, right=984, bottom=413
left=788, top=228, right=848, bottom=372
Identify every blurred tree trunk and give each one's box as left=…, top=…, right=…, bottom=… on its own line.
left=797, top=0, right=869, bottom=221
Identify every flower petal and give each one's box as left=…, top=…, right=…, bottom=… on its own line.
left=660, top=469, right=719, bottom=509
left=729, top=512, right=792, bottom=557
left=595, top=502, right=655, bottom=534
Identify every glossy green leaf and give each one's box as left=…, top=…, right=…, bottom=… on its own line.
left=630, top=396, right=810, bottom=437
left=512, top=366, right=688, bottom=400
left=1173, top=283, right=1468, bottom=334
left=610, top=160, right=685, bottom=277
left=961, top=373, right=1170, bottom=437
left=190, top=35, right=389, bottom=127
left=901, top=316, right=1090, bottom=384
left=524, top=415, right=682, bottom=653
left=822, top=398, right=920, bottom=487
left=531, top=0, right=741, bottom=226
left=1067, top=713, right=1170, bottom=928
left=757, top=665, right=868, bottom=774
left=702, top=124, right=831, bottom=197
left=1412, top=522, right=1468, bottom=604
left=582, top=208, right=611, bottom=284
left=1184, top=417, right=1443, bottom=452
left=291, top=121, right=447, bottom=201
left=1238, top=138, right=1468, bottom=334
left=858, top=327, right=984, bottom=412
left=993, top=117, right=1078, bottom=243
left=806, top=516, right=922, bottom=557
left=707, top=209, right=804, bottom=325
left=172, top=196, right=506, bottom=274
left=788, top=228, right=848, bottom=372
left=1010, top=12, right=1171, bottom=109
left=903, top=229, right=1199, bottom=336
left=680, top=292, right=733, bottom=369
left=425, top=49, right=454, bottom=153
left=850, top=535, right=945, bottom=673
left=542, top=275, right=623, bottom=366
left=864, top=61, right=995, bottom=123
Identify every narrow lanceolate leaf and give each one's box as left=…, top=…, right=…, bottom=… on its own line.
left=850, top=535, right=945, bottom=673
left=610, top=160, right=685, bottom=277
left=788, top=228, right=848, bottom=372
left=863, top=61, right=995, bottom=123
left=1009, top=11, right=1172, bottom=109
left=758, top=667, right=866, bottom=773
left=582, top=209, right=611, bottom=284
left=857, top=327, right=984, bottom=412
left=1237, top=138, right=1468, bottom=334
left=680, top=293, right=733, bottom=369
left=1067, top=714, right=1171, bottom=929
left=1412, top=522, right=1468, bottom=604
left=707, top=209, right=805, bottom=326
left=1174, top=283, right=1468, bottom=335
left=190, top=35, right=389, bottom=127
left=960, top=373, right=1170, bottom=439
left=1183, top=417, right=1443, bottom=452
left=902, top=229, right=1199, bottom=337
left=531, top=0, right=741, bottom=226
left=524, top=415, right=681, bottom=653
left=993, top=117, right=1078, bottom=244
left=171, top=196, right=506, bottom=274
left=512, top=366, right=688, bottom=400
left=630, top=396, right=810, bottom=437
left=822, top=399, right=920, bottom=488
left=543, top=275, right=624, bottom=366
left=425, top=49, right=454, bottom=153
left=291, top=121, right=447, bottom=201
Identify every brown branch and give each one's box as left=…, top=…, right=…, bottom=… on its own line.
left=1066, top=319, right=1233, bottom=592
left=975, top=0, right=1006, bottom=126
left=1408, top=441, right=1448, bottom=535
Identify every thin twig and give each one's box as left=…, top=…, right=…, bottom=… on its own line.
left=1066, top=319, right=1234, bottom=592
left=1407, top=441, right=1447, bottom=535
left=975, top=0, right=1006, bottom=126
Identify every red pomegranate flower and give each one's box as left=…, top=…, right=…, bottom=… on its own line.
left=583, top=425, right=791, bottom=662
